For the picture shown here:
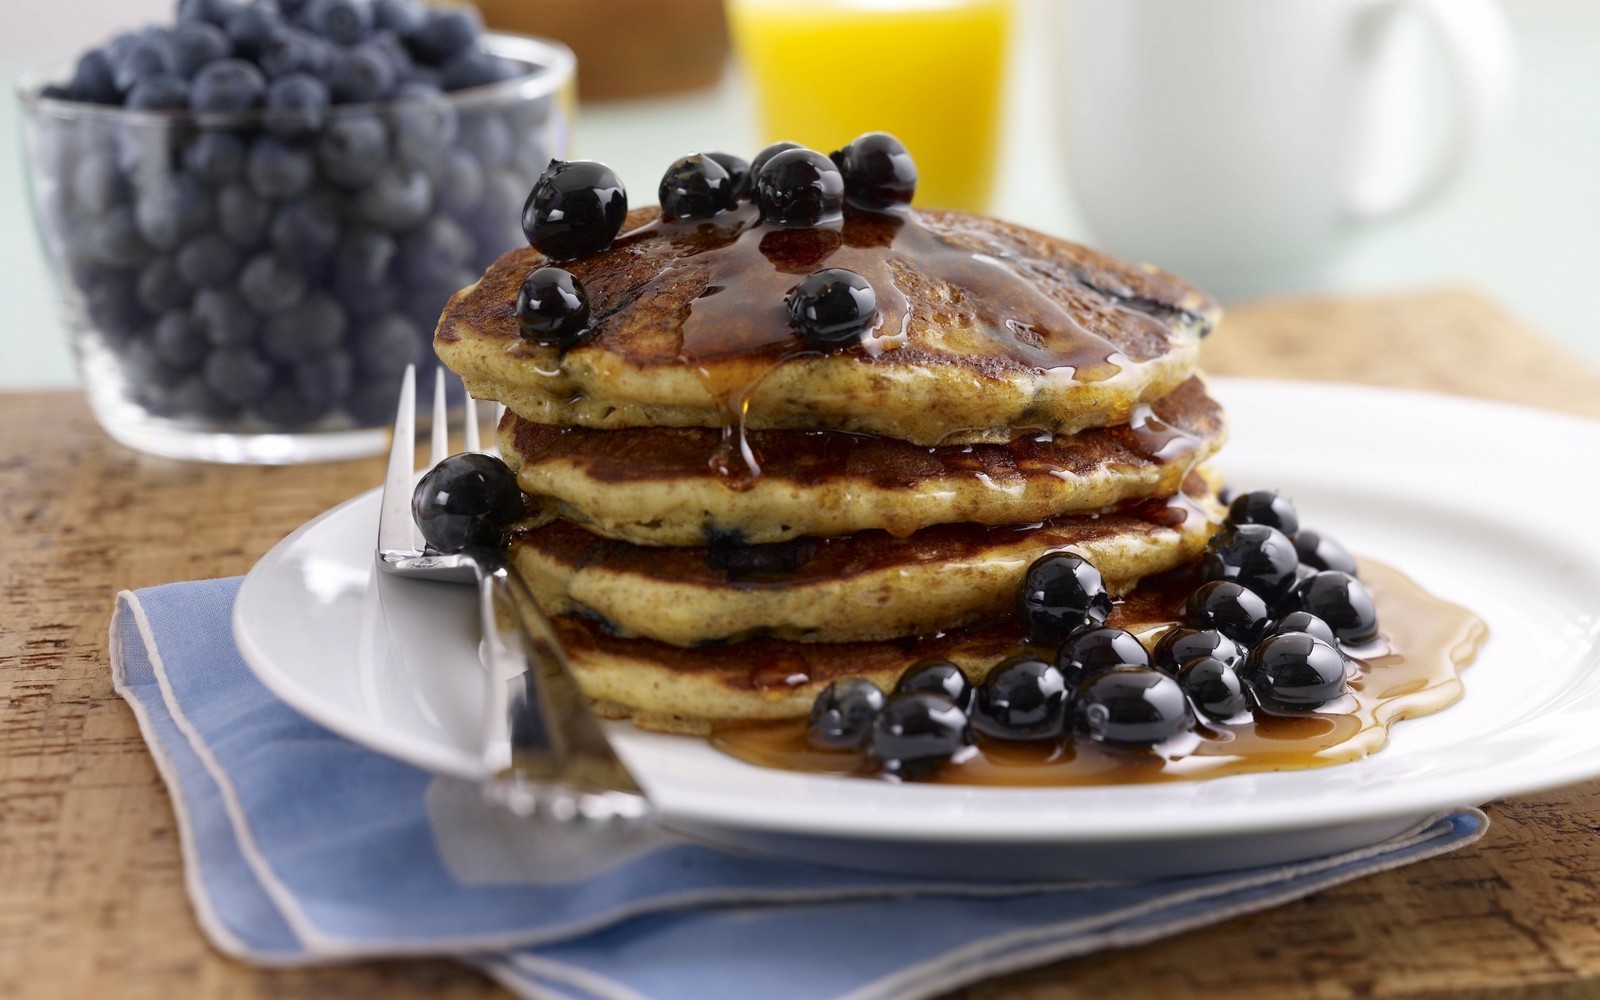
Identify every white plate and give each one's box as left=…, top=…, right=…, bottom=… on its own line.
left=234, top=379, right=1600, bottom=879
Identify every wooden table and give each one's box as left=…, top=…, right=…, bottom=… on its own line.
left=3, top=290, right=1599, bottom=999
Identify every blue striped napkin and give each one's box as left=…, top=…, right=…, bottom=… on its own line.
left=110, top=577, right=1485, bottom=1000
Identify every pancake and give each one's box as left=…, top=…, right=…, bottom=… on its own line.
left=499, top=375, right=1226, bottom=546
left=507, top=469, right=1222, bottom=646
left=436, top=206, right=1218, bottom=447
left=561, top=565, right=1201, bottom=733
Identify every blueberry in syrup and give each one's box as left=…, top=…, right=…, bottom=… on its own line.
left=705, top=152, right=751, bottom=204
left=1151, top=627, right=1243, bottom=677
left=1203, top=523, right=1299, bottom=600
left=1074, top=666, right=1193, bottom=746
left=971, top=655, right=1070, bottom=740
left=1244, top=633, right=1348, bottom=711
left=521, top=160, right=628, bottom=260
left=1185, top=580, right=1275, bottom=645
left=894, top=658, right=973, bottom=712
left=829, top=131, right=917, bottom=211
left=1055, top=625, right=1149, bottom=687
left=515, top=266, right=590, bottom=347
left=869, top=692, right=969, bottom=778
left=1293, top=528, right=1359, bottom=577
left=748, top=141, right=802, bottom=184
left=1291, top=570, right=1380, bottom=645
left=1016, top=551, right=1114, bottom=645
left=658, top=153, right=732, bottom=221
left=1177, top=656, right=1251, bottom=722
left=411, top=452, right=523, bottom=553
left=807, top=677, right=886, bottom=751
left=786, top=268, right=876, bottom=348
left=755, top=148, right=845, bottom=227
left=1268, top=610, right=1339, bottom=647
left=1226, top=489, right=1300, bottom=536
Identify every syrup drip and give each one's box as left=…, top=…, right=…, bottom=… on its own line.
left=710, top=559, right=1488, bottom=785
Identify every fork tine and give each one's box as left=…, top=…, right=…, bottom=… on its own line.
left=431, top=368, right=449, bottom=467
left=464, top=394, right=481, bottom=453
left=376, top=365, right=418, bottom=559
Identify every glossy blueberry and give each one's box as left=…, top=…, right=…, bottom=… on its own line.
left=175, top=233, right=244, bottom=289
left=203, top=346, right=275, bottom=404
left=755, top=148, right=844, bottom=226
left=869, top=693, right=969, bottom=778
left=356, top=166, right=434, bottom=231
left=152, top=310, right=209, bottom=369
left=971, top=655, right=1069, bottom=741
left=1185, top=580, right=1275, bottom=645
left=397, top=216, right=472, bottom=284
left=135, top=176, right=213, bottom=251
left=191, top=58, right=266, bottom=112
left=1177, top=656, right=1251, bottom=722
left=69, top=49, right=121, bottom=105
left=328, top=44, right=396, bottom=104
left=237, top=252, right=308, bottom=314
left=786, top=268, right=876, bottom=348
left=1151, top=627, right=1243, bottom=677
left=269, top=198, right=342, bottom=268
left=224, top=4, right=282, bottom=59
left=192, top=287, right=258, bottom=347
left=293, top=350, right=355, bottom=407
left=307, top=0, right=371, bottom=45
left=264, top=73, right=331, bottom=138
left=182, top=131, right=246, bottom=185
left=170, top=22, right=231, bottom=77
left=217, top=181, right=272, bottom=246
left=748, top=141, right=802, bottom=183
left=1291, top=570, right=1380, bottom=645
left=247, top=136, right=314, bottom=200
left=405, top=8, right=481, bottom=65
left=806, top=677, right=887, bottom=751
left=434, top=150, right=486, bottom=216
left=1268, top=611, right=1339, bottom=647
left=1226, top=489, right=1300, bottom=536
left=515, top=266, right=590, bottom=346
left=1293, top=529, right=1359, bottom=577
left=439, top=49, right=517, bottom=91
left=659, top=154, right=732, bottom=221
left=125, top=75, right=189, bottom=110
left=1056, top=625, right=1150, bottom=687
left=261, top=292, right=347, bottom=362
left=830, top=131, right=917, bottom=211
left=258, top=27, right=332, bottom=78
left=893, top=658, right=973, bottom=712
left=90, top=207, right=152, bottom=269
left=1202, top=523, right=1300, bottom=600
left=705, top=152, right=751, bottom=203
left=522, top=160, right=628, bottom=260
left=1245, top=633, right=1348, bottom=712
left=412, top=452, right=523, bottom=553
left=1074, top=666, right=1193, bottom=746
left=1016, top=551, right=1114, bottom=645
left=351, top=313, right=423, bottom=380
left=136, top=257, right=193, bottom=314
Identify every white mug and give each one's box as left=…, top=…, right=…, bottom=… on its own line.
left=1055, top=0, right=1514, bottom=299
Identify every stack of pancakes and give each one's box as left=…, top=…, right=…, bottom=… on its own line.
left=436, top=205, right=1227, bottom=733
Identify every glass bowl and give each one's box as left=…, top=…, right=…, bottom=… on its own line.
left=17, top=33, right=574, bottom=464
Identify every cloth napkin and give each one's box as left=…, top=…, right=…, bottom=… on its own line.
left=110, top=577, right=1486, bottom=1000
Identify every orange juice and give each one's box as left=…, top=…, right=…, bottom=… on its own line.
left=728, top=0, right=1013, bottom=212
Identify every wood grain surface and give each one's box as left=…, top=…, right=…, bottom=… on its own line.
left=2, top=289, right=1598, bottom=999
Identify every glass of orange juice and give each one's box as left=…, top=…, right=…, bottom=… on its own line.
left=728, top=0, right=1013, bottom=212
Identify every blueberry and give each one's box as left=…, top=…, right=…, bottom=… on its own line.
left=176, top=233, right=245, bottom=289
left=121, top=336, right=188, bottom=403
left=192, top=287, right=259, bottom=346
left=971, top=655, right=1069, bottom=741
left=136, top=257, right=193, bottom=314
left=238, top=253, right=308, bottom=313
left=254, top=382, right=334, bottom=428
left=265, top=198, right=339, bottom=270
left=265, top=73, right=331, bottom=138
left=1074, top=666, right=1193, bottom=746
left=515, top=267, right=590, bottom=347
left=306, top=0, right=371, bottom=44
left=1226, top=490, right=1300, bottom=536
left=1185, top=580, right=1274, bottom=645
left=329, top=44, right=396, bottom=104
left=1290, top=571, right=1379, bottom=645
left=83, top=270, right=150, bottom=339
left=113, top=36, right=175, bottom=93
left=135, top=175, right=213, bottom=251
left=72, top=153, right=127, bottom=215
left=316, top=116, right=388, bottom=186
left=191, top=58, right=267, bottom=112
left=1151, top=627, right=1243, bottom=677
left=398, top=216, right=472, bottom=284
left=785, top=268, right=876, bottom=348
left=412, top=452, right=523, bottom=552
left=656, top=153, right=731, bottom=221
left=356, top=166, right=434, bottom=231
left=217, top=181, right=272, bottom=246
left=333, top=228, right=398, bottom=302
left=869, top=693, right=969, bottom=778
left=459, top=113, right=513, bottom=168
left=125, top=75, right=190, bottom=110
left=1293, top=529, right=1359, bottom=577
left=439, top=49, right=518, bottom=91
left=705, top=152, right=751, bottom=204
left=203, top=346, right=275, bottom=404
left=90, top=207, right=152, bottom=269
left=352, top=313, right=423, bottom=379
left=182, top=131, right=245, bottom=185
left=367, top=30, right=417, bottom=82
left=293, top=349, right=355, bottom=406
left=806, top=677, right=886, bottom=751
left=69, top=49, right=122, bottom=104
left=1016, top=551, right=1114, bottom=645
left=261, top=292, right=347, bottom=361
left=893, top=658, right=973, bottom=712
left=247, top=136, right=314, bottom=200
left=1268, top=610, right=1339, bottom=647
left=1202, top=523, right=1299, bottom=600
left=373, top=0, right=427, bottom=35
left=1056, top=625, right=1149, bottom=687
left=1245, top=633, right=1348, bottom=712
left=1177, top=656, right=1252, bottom=722
left=756, top=148, right=844, bottom=226
left=168, top=375, right=239, bottom=421
left=521, top=160, right=628, bottom=260
left=152, top=310, right=209, bottom=369
left=405, top=7, right=481, bottom=65
left=434, top=150, right=486, bottom=216
left=226, top=0, right=283, bottom=57
left=748, top=141, right=802, bottom=183
left=170, top=22, right=231, bottom=77
left=178, top=0, right=240, bottom=27
left=830, top=131, right=917, bottom=211
left=388, top=81, right=458, bottom=163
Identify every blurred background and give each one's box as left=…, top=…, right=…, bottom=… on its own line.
left=3, top=0, right=1596, bottom=390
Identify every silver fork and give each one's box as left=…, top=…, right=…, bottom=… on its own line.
left=375, top=365, right=652, bottom=824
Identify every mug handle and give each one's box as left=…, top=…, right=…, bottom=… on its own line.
left=1347, top=0, right=1515, bottom=221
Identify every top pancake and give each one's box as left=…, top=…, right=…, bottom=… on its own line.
left=436, top=205, right=1218, bottom=446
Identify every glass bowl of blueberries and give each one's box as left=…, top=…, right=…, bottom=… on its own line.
left=17, top=0, right=575, bottom=463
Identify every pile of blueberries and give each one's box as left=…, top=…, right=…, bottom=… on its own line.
left=30, top=0, right=558, bottom=429
left=808, top=490, right=1379, bottom=779
left=512, top=133, right=918, bottom=351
